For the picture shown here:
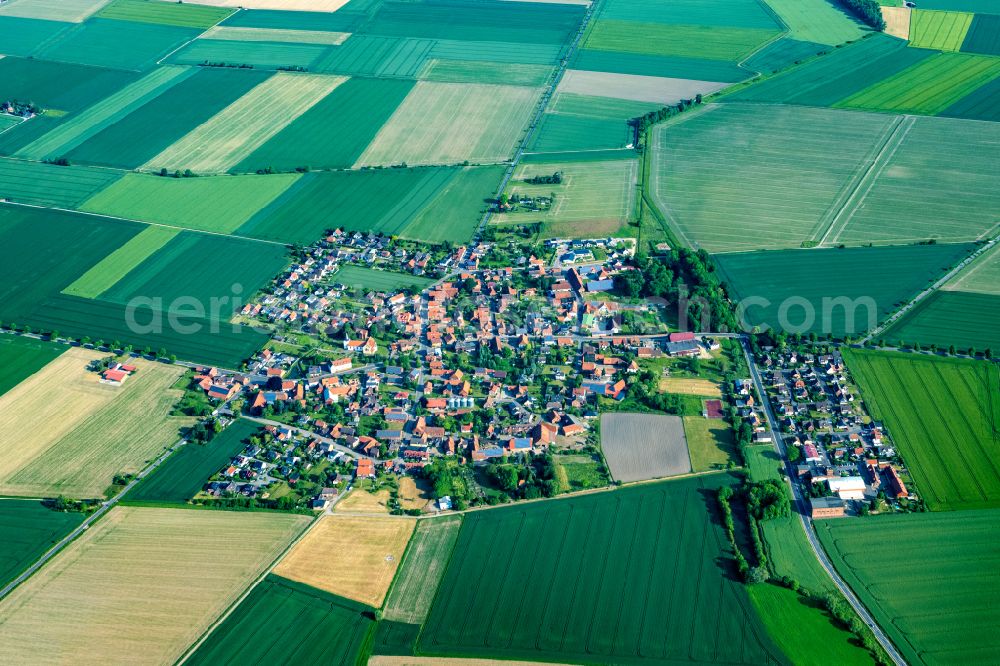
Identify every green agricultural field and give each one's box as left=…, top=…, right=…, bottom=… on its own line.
left=961, top=13, right=1000, bottom=55
left=428, top=38, right=564, bottom=66
left=200, top=26, right=350, bottom=46
left=725, top=34, right=933, bottom=107
left=944, top=243, right=1000, bottom=295
left=0, top=115, right=22, bottom=133
left=186, top=575, right=375, bottom=666
left=220, top=7, right=365, bottom=32
left=597, top=0, right=780, bottom=27
left=0, top=336, right=64, bottom=397
left=885, top=290, right=1000, bottom=352
left=63, top=226, right=180, bottom=299
left=145, top=73, right=344, bottom=174
left=0, top=500, right=83, bottom=589
left=529, top=93, right=658, bottom=153
left=942, top=76, right=1000, bottom=120
left=715, top=244, right=974, bottom=337
left=742, top=37, right=832, bottom=76
left=383, top=515, right=462, bottom=624
left=168, top=39, right=330, bottom=70
left=80, top=172, right=300, bottom=234
left=96, top=0, right=233, bottom=28
left=314, top=35, right=434, bottom=77
left=909, top=9, right=973, bottom=50
left=332, top=265, right=435, bottom=293
left=845, top=350, right=1000, bottom=511
left=493, top=158, right=637, bottom=238
left=761, top=516, right=837, bottom=594
left=241, top=167, right=490, bottom=245
left=14, top=65, right=194, bottom=161
left=762, top=0, right=866, bottom=45
left=33, top=18, right=201, bottom=71
left=830, top=116, right=1000, bottom=246
left=419, top=474, right=786, bottom=664
left=357, top=82, right=541, bottom=167
left=682, top=416, right=737, bottom=472
left=0, top=0, right=107, bottom=23
left=0, top=56, right=139, bottom=117
left=67, top=68, right=270, bottom=169
left=649, top=104, right=898, bottom=252
left=749, top=584, right=873, bottom=666
left=914, top=0, right=999, bottom=9
left=234, top=78, right=414, bottom=173
left=0, top=16, right=71, bottom=57
left=0, top=158, right=121, bottom=208
left=816, top=510, right=1000, bottom=666
left=419, top=60, right=554, bottom=87
left=585, top=20, right=781, bottom=62
left=836, top=52, right=1000, bottom=115
left=571, top=49, right=750, bottom=82
left=128, top=419, right=261, bottom=503
left=745, top=445, right=783, bottom=483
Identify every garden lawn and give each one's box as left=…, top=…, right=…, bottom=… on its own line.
left=844, top=349, right=1000, bottom=511
left=80, top=172, right=300, bottom=234
left=817, top=510, right=1000, bottom=666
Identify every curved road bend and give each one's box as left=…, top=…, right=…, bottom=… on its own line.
left=740, top=337, right=907, bottom=666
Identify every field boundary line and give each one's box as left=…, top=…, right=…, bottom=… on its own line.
left=816, top=115, right=913, bottom=247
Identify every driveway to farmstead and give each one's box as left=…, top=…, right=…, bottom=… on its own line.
left=740, top=337, right=906, bottom=666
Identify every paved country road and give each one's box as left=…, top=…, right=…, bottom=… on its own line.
left=739, top=337, right=907, bottom=666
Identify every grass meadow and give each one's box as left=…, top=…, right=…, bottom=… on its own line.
left=0, top=506, right=309, bottom=664
left=683, top=416, right=737, bottom=472
left=332, top=265, right=435, bottom=293
left=0, top=499, right=83, bottom=589
left=383, top=515, right=462, bottom=624
left=845, top=350, right=1000, bottom=511
left=419, top=474, right=785, bottom=664
left=186, top=575, right=375, bottom=666
left=817, top=510, right=1000, bottom=666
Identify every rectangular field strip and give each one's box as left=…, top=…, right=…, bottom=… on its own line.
left=909, top=9, right=974, bottom=50
left=383, top=515, right=462, bottom=624
left=62, top=226, right=180, bottom=299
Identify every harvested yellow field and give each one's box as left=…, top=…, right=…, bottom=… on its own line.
left=369, top=658, right=579, bottom=666
left=274, top=514, right=415, bottom=607
left=882, top=6, right=911, bottom=40
left=145, top=72, right=345, bottom=173
left=399, top=476, right=433, bottom=511
left=0, top=506, right=309, bottom=665
left=336, top=487, right=393, bottom=514
left=658, top=377, right=722, bottom=397
left=0, top=350, right=191, bottom=498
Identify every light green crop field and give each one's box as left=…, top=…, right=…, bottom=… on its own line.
left=845, top=349, right=1000, bottom=511
left=762, top=0, right=866, bottom=45
left=80, top=172, right=300, bottom=234
left=682, top=415, right=737, bottom=472
left=419, top=59, right=554, bottom=87
left=96, top=0, right=232, bottom=28
left=762, top=516, right=837, bottom=594
left=14, top=65, right=193, bottom=161
left=831, top=115, right=1000, bottom=245
left=885, top=290, right=1000, bottom=353
left=0, top=157, right=121, bottom=208
left=749, top=584, right=873, bottom=666
left=836, top=52, right=1000, bottom=115
left=63, top=226, right=180, bottom=298
left=383, top=515, right=462, bottom=624
left=817, top=510, right=1000, bottom=666
left=0, top=0, right=108, bottom=23
left=745, top=445, right=783, bottom=483
left=332, top=265, right=435, bottom=293
left=493, top=158, right=637, bottom=238
left=943, top=243, right=1000, bottom=295
left=402, top=165, right=504, bottom=243
left=585, top=20, right=781, bottom=61
left=145, top=73, right=345, bottom=173
left=356, top=81, right=541, bottom=167
left=649, top=104, right=897, bottom=252
left=909, top=9, right=973, bottom=50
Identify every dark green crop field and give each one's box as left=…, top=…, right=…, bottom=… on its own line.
left=34, top=18, right=201, bottom=71
left=419, top=474, right=787, bottom=665
left=0, top=336, right=64, bottom=397
left=0, top=499, right=84, bottom=589
left=844, top=350, right=1000, bottom=511
left=817, top=510, right=1000, bottom=666
left=0, top=158, right=122, bottom=208
left=942, top=76, right=1000, bottom=120
left=884, top=289, right=1000, bottom=353
left=128, top=419, right=261, bottom=503
left=0, top=56, right=139, bottom=114
left=715, top=244, right=975, bottom=337
left=961, top=13, right=1000, bottom=55
left=186, top=574, right=375, bottom=666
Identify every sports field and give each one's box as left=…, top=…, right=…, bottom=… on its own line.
left=186, top=575, right=375, bottom=665
left=0, top=506, right=309, bottom=664
left=715, top=244, right=974, bottom=337
left=0, top=158, right=122, bottom=208
left=0, top=499, right=84, bottom=589
left=80, top=172, right=300, bottom=234
left=494, top=158, right=637, bottom=238
left=420, top=474, right=785, bottom=664
left=683, top=416, right=737, bottom=472
left=128, top=418, right=261, bottom=503
left=356, top=82, right=541, bottom=166
left=0, top=350, right=192, bottom=498
left=909, top=9, right=973, bottom=50
left=383, top=515, right=462, bottom=624
left=0, top=336, right=64, bottom=397
left=333, top=265, right=435, bottom=293
left=273, top=515, right=415, bottom=607
left=145, top=73, right=345, bottom=173
left=845, top=350, right=1000, bottom=511
left=649, top=104, right=898, bottom=252
left=816, top=510, right=1000, bottom=666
